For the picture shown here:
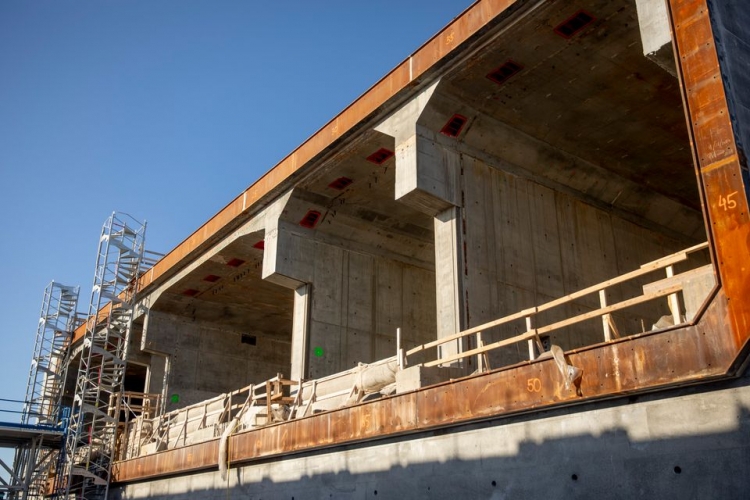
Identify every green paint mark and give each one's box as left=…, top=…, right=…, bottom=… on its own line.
left=313, top=346, right=324, bottom=357
left=170, top=394, right=180, bottom=404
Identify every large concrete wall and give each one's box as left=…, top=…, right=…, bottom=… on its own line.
left=111, top=365, right=750, bottom=500
left=305, top=241, right=436, bottom=379
left=262, top=190, right=437, bottom=380
left=461, top=157, right=701, bottom=367
left=143, top=311, right=290, bottom=409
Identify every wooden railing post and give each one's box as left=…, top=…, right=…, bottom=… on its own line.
left=666, top=265, right=682, bottom=325
left=526, top=316, right=535, bottom=360
left=396, top=327, right=405, bottom=370
left=476, top=331, right=484, bottom=372
left=599, top=290, right=612, bottom=341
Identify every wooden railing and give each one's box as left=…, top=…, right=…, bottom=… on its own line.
left=117, top=374, right=298, bottom=460
left=116, top=243, right=714, bottom=461
left=406, top=242, right=712, bottom=369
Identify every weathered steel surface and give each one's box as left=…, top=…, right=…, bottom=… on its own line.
left=112, top=291, right=735, bottom=483
left=670, top=0, right=750, bottom=349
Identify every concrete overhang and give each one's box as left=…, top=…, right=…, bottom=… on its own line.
left=73, top=0, right=745, bottom=359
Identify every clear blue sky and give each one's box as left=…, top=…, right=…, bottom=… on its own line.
left=0, top=0, right=472, bottom=474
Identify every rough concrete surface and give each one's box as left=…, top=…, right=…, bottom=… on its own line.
left=112, top=370, right=750, bottom=500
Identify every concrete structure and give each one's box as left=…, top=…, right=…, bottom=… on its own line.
left=8, top=0, right=750, bottom=498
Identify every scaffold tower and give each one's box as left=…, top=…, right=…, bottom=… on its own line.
left=22, top=282, right=80, bottom=428
left=60, top=212, right=146, bottom=500
left=0, top=282, right=79, bottom=500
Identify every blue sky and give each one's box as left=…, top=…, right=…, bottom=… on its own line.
left=0, top=0, right=472, bottom=473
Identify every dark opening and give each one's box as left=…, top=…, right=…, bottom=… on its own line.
left=121, top=363, right=148, bottom=422
left=366, top=148, right=394, bottom=165
left=182, top=288, right=200, bottom=297
left=486, top=60, right=524, bottom=86
left=554, top=10, right=595, bottom=39
left=328, top=176, right=354, bottom=190
left=441, top=114, right=468, bottom=137
left=299, top=210, right=322, bottom=229
left=226, top=258, right=246, bottom=267
left=203, top=274, right=221, bottom=283
left=242, top=334, right=257, bottom=346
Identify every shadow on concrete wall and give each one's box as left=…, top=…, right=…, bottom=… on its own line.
left=112, top=373, right=750, bottom=500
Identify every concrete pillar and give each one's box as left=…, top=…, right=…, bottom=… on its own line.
left=145, top=355, right=167, bottom=396
left=290, top=284, right=311, bottom=381
left=376, top=81, right=469, bottom=371
left=434, top=207, right=468, bottom=363
left=262, top=199, right=316, bottom=378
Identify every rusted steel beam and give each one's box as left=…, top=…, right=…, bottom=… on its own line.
left=669, top=0, right=750, bottom=349
left=112, top=291, right=735, bottom=483
left=71, top=0, right=522, bottom=345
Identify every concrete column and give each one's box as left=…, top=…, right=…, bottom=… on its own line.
left=434, top=207, right=468, bottom=364
left=377, top=81, right=469, bottom=371
left=145, top=355, right=167, bottom=396
left=262, top=195, right=316, bottom=378
left=290, top=284, right=311, bottom=381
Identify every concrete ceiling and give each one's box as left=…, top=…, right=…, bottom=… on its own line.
left=147, top=0, right=704, bottom=336
left=442, top=0, right=696, bottom=210
left=153, top=232, right=294, bottom=339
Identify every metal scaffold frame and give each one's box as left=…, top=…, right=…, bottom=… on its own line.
left=0, top=281, right=79, bottom=500
left=23, top=282, right=80, bottom=428
left=60, top=212, right=146, bottom=500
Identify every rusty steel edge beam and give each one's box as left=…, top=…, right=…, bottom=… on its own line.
left=70, top=0, right=522, bottom=345
left=111, top=291, right=739, bottom=483
left=669, top=0, right=750, bottom=347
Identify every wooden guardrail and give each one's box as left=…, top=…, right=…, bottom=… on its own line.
left=406, top=242, right=711, bottom=369
left=117, top=374, right=298, bottom=460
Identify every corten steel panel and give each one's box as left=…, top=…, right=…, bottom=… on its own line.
left=111, top=293, right=735, bottom=483
left=670, top=0, right=750, bottom=347
left=71, top=0, right=521, bottom=345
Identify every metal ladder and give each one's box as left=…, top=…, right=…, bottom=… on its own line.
left=59, top=212, right=146, bottom=500
left=10, top=281, right=80, bottom=499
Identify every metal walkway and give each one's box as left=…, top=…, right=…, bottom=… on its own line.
left=0, top=398, right=66, bottom=500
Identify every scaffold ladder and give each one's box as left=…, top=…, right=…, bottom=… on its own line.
left=22, top=281, right=80, bottom=427
left=10, top=281, right=80, bottom=499
left=60, top=212, right=146, bottom=500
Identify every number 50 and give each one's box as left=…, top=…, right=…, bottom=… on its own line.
left=527, top=378, right=541, bottom=392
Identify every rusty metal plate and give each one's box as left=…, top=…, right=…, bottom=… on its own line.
left=112, top=291, right=737, bottom=483
left=670, top=0, right=750, bottom=345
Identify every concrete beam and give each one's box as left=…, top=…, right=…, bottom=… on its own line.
left=636, top=0, right=677, bottom=76
left=376, top=80, right=460, bottom=216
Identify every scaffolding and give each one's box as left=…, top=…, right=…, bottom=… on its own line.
left=22, top=282, right=80, bottom=428
left=59, top=212, right=146, bottom=500
left=0, top=281, right=79, bottom=500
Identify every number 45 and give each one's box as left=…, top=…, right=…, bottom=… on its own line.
left=718, top=191, right=738, bottom=211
